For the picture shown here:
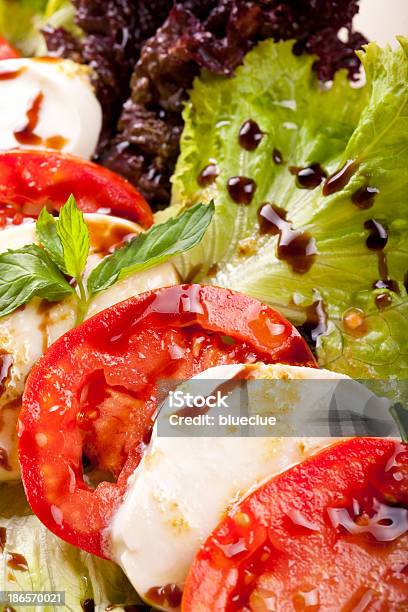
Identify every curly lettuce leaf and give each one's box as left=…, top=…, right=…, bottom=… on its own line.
left=0, top=0, right=77, bottom=56
left=0, top=0, right=47, bottom=44
left=166, top=38, right=408, bottom=379
left=0, top=483, right=143, bottom=611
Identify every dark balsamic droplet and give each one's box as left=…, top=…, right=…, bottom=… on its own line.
left=197, top=163, right=218, bottom=187
left=375, top=293, right=392, bottom=310
left=0, top=447, right=11, bottom=471
left=364, top=219, right=388, bottom=250
left=238, top=119, right=264, bottom=151
left=364, top=220, right=400, bottom=295
left=45, top=135, right=68, bottom=150
left=145, top=584, right=183, bottom=609
left=7, top=552, right=28, bottom=572
left=258, top=203, right=281, bottom=236
left=258, top=203, right=317, bottom=273
left=81, top=598, right=95, bottom=612
left=207, top=263, right=219, bottom=277
left=299, top=299, right=328, bottom=345
left=373, top=278, right=399, bottom=293
left=0, top=526, right=6, bottom=552
left=352, top=185, right=379, bottom=209
left=289, top=164, right=327, bottom=189
left=14, top=92, right=44, bottom=146
left=322, top=160, right=358, bottom=196
left=227, top=176, right=257, bottom=205
left=272, top=148, right=283, bottom=164
left=0, top=67, right=25, bottom=80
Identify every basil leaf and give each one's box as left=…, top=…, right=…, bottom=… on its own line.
left=57, top=194, right=90, bottom=279
left=36, top=207, right=66, bottom=272
left=88, top=202, right=214, bottom=295
left=0, top=245, right=73, bottom=318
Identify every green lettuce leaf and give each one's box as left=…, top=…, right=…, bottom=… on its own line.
left=0, top=483, right=144, bottom=612
left=164, top=38, right=408, bottom=379
left=0, top=0, right=78, bottom=56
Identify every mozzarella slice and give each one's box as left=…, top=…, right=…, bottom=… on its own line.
left=109, top=363, right=348, bottom=608
left=0, top=216, right=179, bottom=480
left=0, top=58, right=102, bottom=159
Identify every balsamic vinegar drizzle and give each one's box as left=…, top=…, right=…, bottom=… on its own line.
left=7, top=552, right=28, bottom=572
left=352, top=185, right=379, bottom=209
left=372, top=268, right=399, bottom=294
left=45, top=135, right=68, bottom=150
left=14, top=92, right=44, bottom=146
left=81, top=598, right=95, bottom=612
left=272, top=148, right=283, bottom=165
left=298, top=299, right=328, bottom=344
left=364, top=219, right=400, bottom=299
left=0, top=526, right=6, bottom=551
left=33, top=56, right=61, bottom=63
left=13, top=91, right=67, bottom=150
left=289, top=164, right=327, bottom=189
left=375, top=293, right=392, bottom=310
left=197, top=163, right=218, bottom=187
left=322, top=159, right=358, bottom=196
left=238, top=119, right=264, bottom=151
left=207, top=263, right=219, bottom=277
left=0, top=447, right=12, bottom=472
left=258, top=203, right=317, bottom=273
left=0, top=67, right=26, bottom=81
left=145, top=584, right=183, bottom=609
left=364, top=219, right=388, bottom=250
left=227, top=176, right=257, bottom=205
left=328, top=493, right=408, bottom=543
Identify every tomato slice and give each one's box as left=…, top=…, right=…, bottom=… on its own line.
left=0, top=36, right=20, bottom=59
left=0, top=150, right=153, bottom=228
left=182, top=438, right=408, bottom=611
left=18, top=284, right=316, bottom=558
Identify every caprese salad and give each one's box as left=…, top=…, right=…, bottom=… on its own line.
left=0, top=1, right=407, bottom=611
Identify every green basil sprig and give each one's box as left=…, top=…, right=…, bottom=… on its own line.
left=0, top=197, right=214, bottom=324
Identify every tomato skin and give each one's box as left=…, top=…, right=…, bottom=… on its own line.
left=0, top=150, right=153, bottom=227
left=19, top=284, right=316, bottom=559
left=182, top=438, right=408, bottom=612
left=0, top=36, right=20, bottom=59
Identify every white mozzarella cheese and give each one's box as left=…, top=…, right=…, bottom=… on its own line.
left=109, top=363, right=348, bottom=608
left=0, top=58, right=102, bottom=159
left=87, top=262, right=179, bottom=319
left=0, top=215, right=179, bottom=480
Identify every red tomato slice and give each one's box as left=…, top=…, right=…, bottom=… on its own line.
left=0, top=36, right=20, bottom=59
left=19, top=285, right=316, bottom=559
left=182, top=438, right=408, bottom=612
left=0, top=150, right=153, bottom=228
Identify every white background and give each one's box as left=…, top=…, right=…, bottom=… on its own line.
left=356, top=0, right=408, bottom=46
